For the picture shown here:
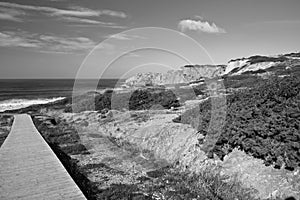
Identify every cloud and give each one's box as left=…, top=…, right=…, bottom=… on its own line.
left=108, top=33, right=131, bottom=40
left=178, top=18, right=226, bottom=34
left=0, top=12, right=21, bottom=22
left=99, top=9, right=127, bottom=18
left=105, top=33, right=146, bottom=40
left=0, top=31, right=97, bottom=53
left=0, top=32, right=41, bottom=48
left=0, top=7, right=26, bottom=22
left=69, top=23, right=127, bottom=29
left=0, top=2, right=127, bottom=26
left=39, top=35, right=96, bottom=51
left=0, top=2, right=127, bottom=18
left=61, top=16, right=116, bottom=25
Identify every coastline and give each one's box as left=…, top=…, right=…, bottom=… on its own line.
left=1, top=71, right=300, bottom=199
left=0, top=97, right=66, bottom=112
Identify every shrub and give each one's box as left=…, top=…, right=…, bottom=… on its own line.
left=129, top=89, right=180, bottom=110
left=247, top=55, right=288, bottom=65
left=144, top=164, right=258, bottom=200
left=176, top=75, right=300, bottom=170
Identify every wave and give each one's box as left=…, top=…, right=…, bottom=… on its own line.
left=0, top=97, right=66, bottom=112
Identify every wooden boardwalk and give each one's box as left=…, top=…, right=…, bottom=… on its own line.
left=0, top=114, right=87, bottom=200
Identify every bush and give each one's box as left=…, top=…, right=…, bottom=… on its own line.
left=143, top=164, right=258, bottom=200
left=129, top=89, right=180, bottom=110
left=247, top=55, right=288, bottom=65
left=176, top=75, right=300, bottom=170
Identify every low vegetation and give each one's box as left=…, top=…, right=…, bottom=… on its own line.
left=247, top=55, right=288, bottom=65
left=6, top=55, right=300, bottom=199
left=32, top=115, right=89, bottom=155
left=229, top=55, right=288, bottom=64
left=140, top=165, right=258, bottom=200
left=0, top=115, right=14, bottom=147
left=32, top=115, right=98, bottom=199
left=223, top=74, right=264, bottom=89
left=284, top=52, right=300, bottom=58
left=67, top=88, right=181, bottom=112
left=32, top=114, right=265, bottom=200
left=91, top=164, right=260, bottom=200
left=175, top=75, right=300, bottom=170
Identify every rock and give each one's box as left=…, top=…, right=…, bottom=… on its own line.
left=100, top=114, right=106, bottom=119
left=224, top=54, right=294, bottom=76
left=101, top=108, right=109, bottom=114
left=106, top=110, right=114, bottom=118
left=221, top=149, right=300, bottom=199
left=105, top=110, right=121, bottom=118
left=124, top=65, right=225, bottom=87
left=50, top=118, right=57, bottom=125
left=80, top=120, right=89, bottom=127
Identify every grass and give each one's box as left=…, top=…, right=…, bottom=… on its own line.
left=228, top=55, right=288, bottom=65
left=247, top=55, right=288, bottom=65
left=284, top=52, right=300, bottom=58
left=95, top=163, right=261, bottom=200
left=65, top=88, right=181, bottom=113
left=0, top=115, right=14, bottom=147
left=32, top=115, right=99, bottom=200
left=32, top=113, right=266, bottom=200
left=32, top=115, right=89, bottom=155
left=141, top=164, right=259, bottom=200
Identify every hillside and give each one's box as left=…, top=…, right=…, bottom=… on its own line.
left=176, top=74, right=300, bottom=170
left=225, top=54, right=300, bottom=76
left=124, top=64, right=225, bottom=87
left=3, top=52, right=300, bottom=199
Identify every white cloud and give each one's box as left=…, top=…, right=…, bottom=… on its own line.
left=100, top=9, right=127, bottom=18
left=107, top=33, right=132, bottom=40
left=61, top=16, right=116, bottom=25
left=0, top=2, right=127, bottom=18
left=105, top=33, right=146, bottom=40
left=69, top=23, right=127, bottom=29
left=0, top=2, right=127, bottom=26
left=39, top=35, right=96, bottom=51
left=0, top=32, right=41, bottom=48
left=178, top=18, right=226, bottom=34
left=0, top=12, right=21, bottom=22
left=0, top=31, right=97, bottom=53
left=0, top=7, right=26, bottom=21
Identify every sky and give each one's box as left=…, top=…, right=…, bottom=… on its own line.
left=0, top=0, right=299, bottom=79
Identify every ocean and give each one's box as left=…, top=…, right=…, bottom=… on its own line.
left=0, top=79, right=123, bottom=112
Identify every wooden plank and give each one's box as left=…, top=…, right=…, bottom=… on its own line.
left=0, top=114, right=87, bottom=200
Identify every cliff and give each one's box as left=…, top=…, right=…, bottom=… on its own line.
left=124, top=52, right=300, bottom=87
left=124, top=65, right=225, bottom=87
left=225, top=54, right=300, bottom=75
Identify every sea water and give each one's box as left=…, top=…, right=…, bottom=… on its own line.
left=0, top=79, right=123, bottom=112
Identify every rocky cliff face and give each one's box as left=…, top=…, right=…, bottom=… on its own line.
left=124, top=53, right=300, bottom=87
left=225, top=54, right=300, bottom=75
left=124, top=65, right=225, bottom=87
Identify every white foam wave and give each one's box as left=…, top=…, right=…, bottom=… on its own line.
left=0, top=97, right=65, bottom=112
